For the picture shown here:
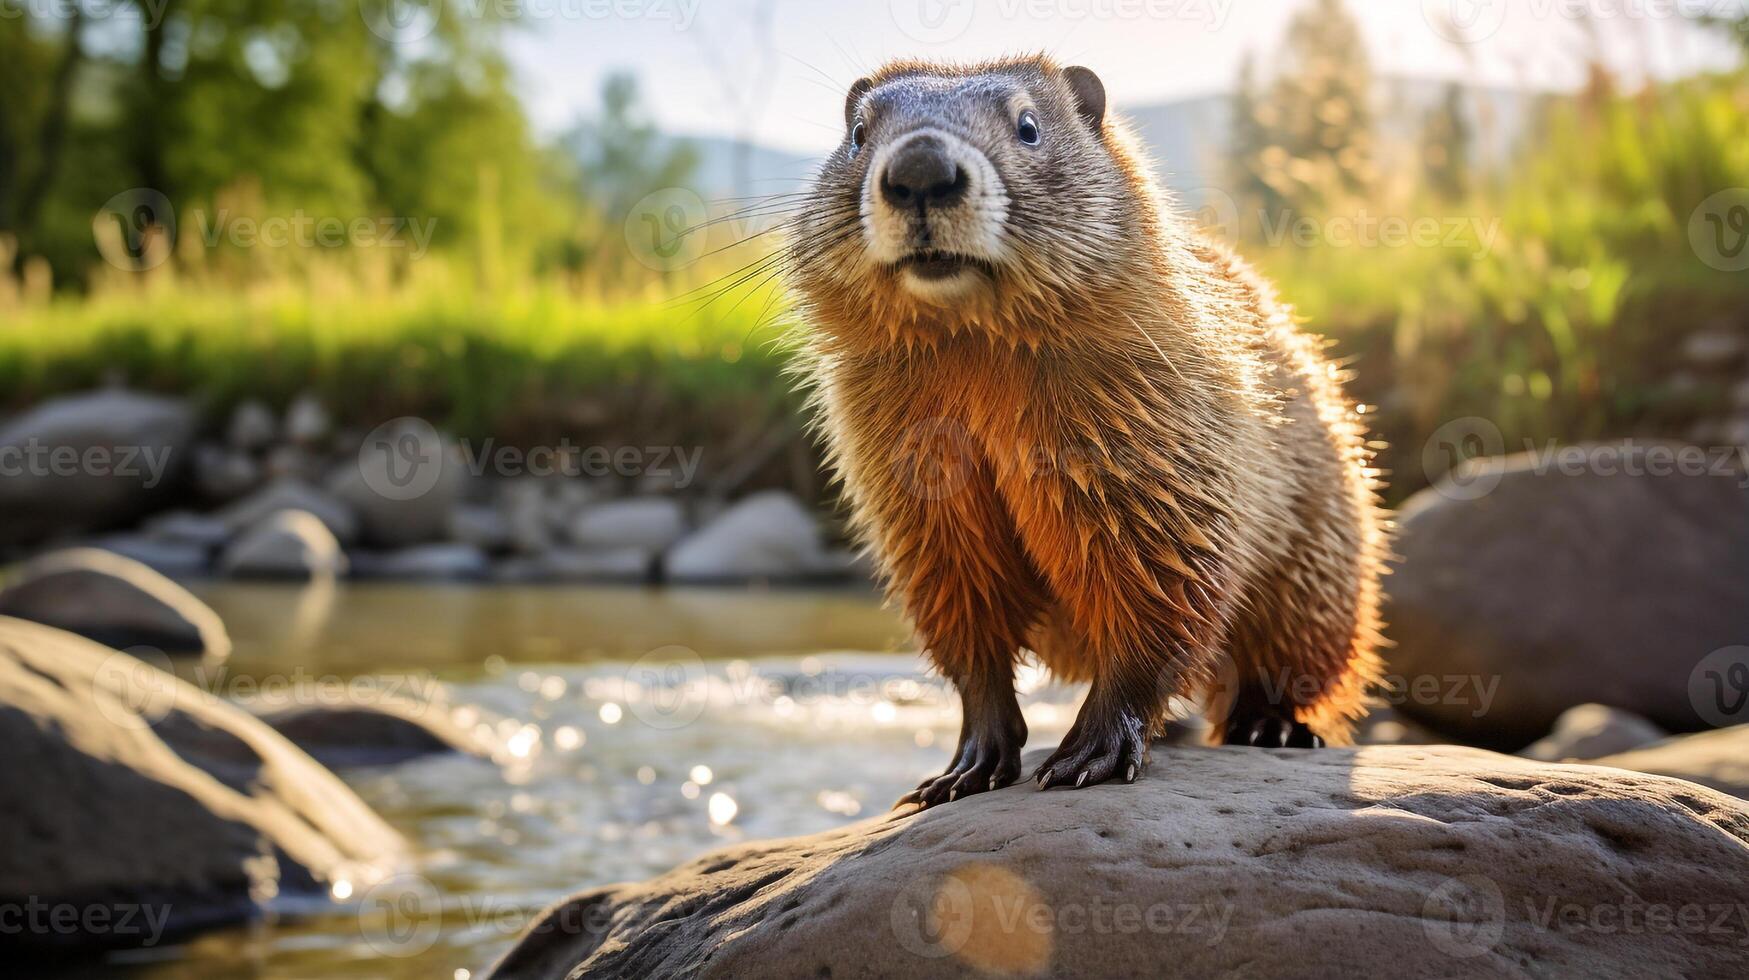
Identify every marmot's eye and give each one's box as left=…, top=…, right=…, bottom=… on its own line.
left=849, top=121, right=866, bottom=155
left=1017, top=110, right=1041, bottom=146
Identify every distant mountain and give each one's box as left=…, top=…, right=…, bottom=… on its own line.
left=659, top=76, right=1552, bottom=212
left=660, top=135, right=819, bottom=205
left=1121, top=77, right=1548, bottom=210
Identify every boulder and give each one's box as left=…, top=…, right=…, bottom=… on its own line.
left=1385, top=444, right=1749, bottom=748
left=0, top=548, right=229, bottom=657
left=219, top=510, right=347, bottom=580
left=225, top=399, right=277, bottom=451
left=1519, top=704, right=1667, bottom=762
left=351, top=543, right=489, bottom=581
left=193, top=444, right=260, bottom=502
left=141, top=510, right=233, bottom=549
left=84, top=535, right=212, bottom=579
left=217, top=478, right=358, bottom=545
left=327, top=420, right=464, bottom=548
left=488, top=744, right=1749, bottom=979
left=493, top=547, right=653, bottom=584
left=1682, top=328, right=1744, bottom=369
left=0, top=390, right=194, bottom=547
left=284, top=393, right=331, bottom=445
left=449, top=502, right=512, bottom=551
left=666, top=491, right=835, bottom=583
left=500, top=480, right=557, bottom=554
left=567, top=497, right=688, bottom=552
left=1592, top=726, right=1749, bottom=801
left=0, top=617, right=403, bottom=956
left=249, top=691, right=495, bottom=768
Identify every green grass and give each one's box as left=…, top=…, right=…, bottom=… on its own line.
left=0, top=274, right=802, bottom=450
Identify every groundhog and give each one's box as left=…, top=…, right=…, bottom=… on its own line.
left=786, top=55, right=1387, bottom=807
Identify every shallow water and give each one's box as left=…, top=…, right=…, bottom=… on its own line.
left=85, top=584, right=1082, bottom=978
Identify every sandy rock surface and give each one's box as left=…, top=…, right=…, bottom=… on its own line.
left=0, top=617, right=403, bottom=956
left=489, top=744, right=1749, bottom=980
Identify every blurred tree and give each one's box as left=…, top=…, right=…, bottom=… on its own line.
left=1261, top=0, right=1377, bottom=208
left=1419, top=83, right=1472, bottom=201
left=563, top=73, right=699, bottom=292
left=1, top=0, right=573, bottom=289
left=1225, top=52, right=1289, bottom=227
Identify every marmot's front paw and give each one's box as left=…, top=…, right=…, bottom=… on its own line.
left=1032, top=712, right=1148, bottom=790
left=895, top=731, right=1025, bottom=810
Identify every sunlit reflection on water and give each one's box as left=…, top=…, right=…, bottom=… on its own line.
left=90, top=585, right=1082, bottom=979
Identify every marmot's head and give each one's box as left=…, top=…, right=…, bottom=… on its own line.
left=789, top=55, right=1165, bottom=346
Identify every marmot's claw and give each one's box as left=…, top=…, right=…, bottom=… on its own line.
left=1032, top=721, right=1148, bottom=791
left=1223, top=714, right=1323, bottom=749
left=897, top=733, right=1023, bottom=811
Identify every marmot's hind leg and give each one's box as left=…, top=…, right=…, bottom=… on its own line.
left=1221, top=682, right=1324, bottom=748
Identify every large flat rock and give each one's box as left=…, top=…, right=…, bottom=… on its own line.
left=489, top=745, right=1749, bottom=979
left=1384, top=444, right=1749, bottom=747
left=0, top=617, right=404, bottom=957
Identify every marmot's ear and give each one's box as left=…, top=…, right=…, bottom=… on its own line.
left=1063, top=66, right=1106, bottom=131
left=845, top=77, right=873, bottom=127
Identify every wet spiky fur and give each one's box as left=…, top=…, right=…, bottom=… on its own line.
left=786, top=55, right=1387, bottom=803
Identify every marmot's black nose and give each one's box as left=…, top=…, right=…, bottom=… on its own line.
left=880, top=137, right=967, bottom=210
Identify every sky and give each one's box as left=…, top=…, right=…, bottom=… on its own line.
left=499, top=0, right=1746, bottom=153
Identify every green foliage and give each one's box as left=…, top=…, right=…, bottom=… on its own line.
left=1419, top=84, right=1473, bottom=201
left=0, top=274, right=799, bottom=451
left=0, top=0, right=573, bottom=291
left=1250, top=69, right=1749, bottom=501
left=1229, top=0, right=1377, bottom=216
